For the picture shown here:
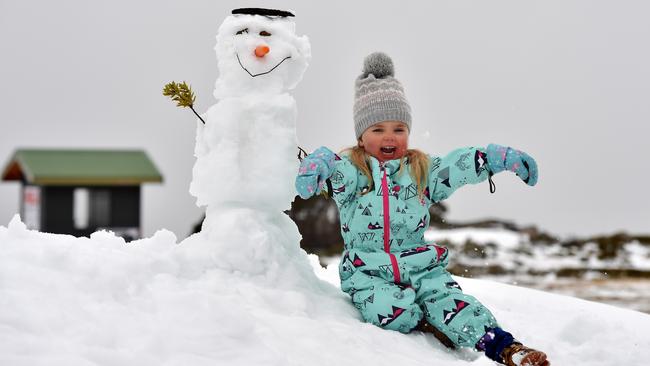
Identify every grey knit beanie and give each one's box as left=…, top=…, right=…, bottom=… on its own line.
left=353, top=52, right=412, bottom=139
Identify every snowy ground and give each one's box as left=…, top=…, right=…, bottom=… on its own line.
left=425, top=228, right=650, bottom=274
left=530, top=278, right=650, bottom=314
left=2, top=216, right=649, bottom=365
left=423, top=227, right=650, bottom=313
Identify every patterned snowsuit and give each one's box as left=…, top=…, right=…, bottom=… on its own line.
left=330, top=147, right=500, bottom=348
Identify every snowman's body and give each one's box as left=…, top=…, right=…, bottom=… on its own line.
left=188, top=10, right=312, bottom=277
left=192, top=94, right=298, bottom=211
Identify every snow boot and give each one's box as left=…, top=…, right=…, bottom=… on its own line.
left=500, top=343, right=549, bottom=366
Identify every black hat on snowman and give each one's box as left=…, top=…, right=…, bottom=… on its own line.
left=231, top=8, right=295, bottom=18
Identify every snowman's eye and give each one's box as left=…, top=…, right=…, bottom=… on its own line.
left=235, top=28, right=249, bottom=35
left=259, top=31, right=272, bottom=37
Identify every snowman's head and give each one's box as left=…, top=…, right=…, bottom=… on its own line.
left=214, top=8, right=311, bottom=97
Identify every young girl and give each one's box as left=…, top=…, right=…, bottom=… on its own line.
left=296, top=52, right=549, bottom=366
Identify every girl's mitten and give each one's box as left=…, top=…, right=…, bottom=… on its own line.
left=295, top=146, right=336, bottom=199
left=486, top=144, right=538, bottom=186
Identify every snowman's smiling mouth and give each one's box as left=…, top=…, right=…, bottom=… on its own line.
left=236, top=53, right=292, bottom=77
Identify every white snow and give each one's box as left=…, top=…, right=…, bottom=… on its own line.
left=425, top=227, right=650, bottom=275
left=1, top=215, right=650, bottom=365
left=425, top=228, right=522, bottom=249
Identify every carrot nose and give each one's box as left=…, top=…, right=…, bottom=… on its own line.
left=255, top=45, right=270, bottom=58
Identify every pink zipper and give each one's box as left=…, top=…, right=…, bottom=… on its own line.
left=382, top=167, right=401, bottom=284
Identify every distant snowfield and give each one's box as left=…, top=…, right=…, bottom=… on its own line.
left=426, top=227, right=650, bottom=276
left=1, top=215, right=649, bottom=366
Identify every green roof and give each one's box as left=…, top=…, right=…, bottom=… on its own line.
left=2, top=149, right=163, bottom=185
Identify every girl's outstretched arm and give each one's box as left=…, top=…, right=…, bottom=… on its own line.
left=428, top=145, right=538, bottom=202
left=428, top=147, right=490, bottom=202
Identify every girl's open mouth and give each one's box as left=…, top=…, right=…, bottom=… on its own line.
left=380, top=146, right=397, bottom=154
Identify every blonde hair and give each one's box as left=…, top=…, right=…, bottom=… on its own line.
left=341, top=146, right=430, bottom=197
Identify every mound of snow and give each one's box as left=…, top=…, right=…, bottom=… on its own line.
left=1, top=215, right=649, bottom=365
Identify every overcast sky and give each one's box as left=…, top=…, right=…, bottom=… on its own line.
left=1, top=0, right=648, bottom=239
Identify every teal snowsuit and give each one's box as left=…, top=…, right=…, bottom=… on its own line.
left=296, top=144, right=537, bottom=350
left=331, top=147, right=500, bottom=348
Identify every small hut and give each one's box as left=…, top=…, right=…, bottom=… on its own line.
left=2, top=149, right=162, bottom=241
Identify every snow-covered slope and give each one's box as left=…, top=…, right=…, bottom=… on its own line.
left=1, top=216, right=648, bottom=366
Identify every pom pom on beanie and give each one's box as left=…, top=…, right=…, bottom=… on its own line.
left=362, top=52, right=394, bottom=79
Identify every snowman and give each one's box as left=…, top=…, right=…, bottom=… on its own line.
left=188, top=8, right=313, bottom=277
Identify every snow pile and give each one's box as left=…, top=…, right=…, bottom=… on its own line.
left=2, top=216, right=650, bottom=365
left=626, top=241, right=650, bottom=270
left=0, top=215, right=349, bottom=365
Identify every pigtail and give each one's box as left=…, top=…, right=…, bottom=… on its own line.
left=341, top=146, right=375, bottom=194
left=402, top=149, right=430, bottom=198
